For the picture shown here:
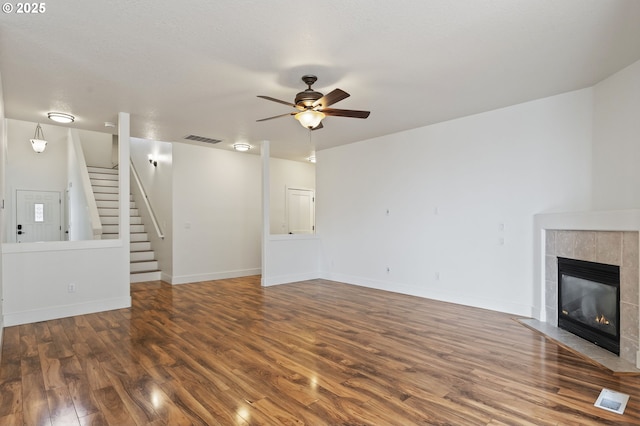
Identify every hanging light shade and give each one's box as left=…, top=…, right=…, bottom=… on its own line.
left=30, top=123, right=47, bottom=153
left=295, top=110, right=325, bottom=129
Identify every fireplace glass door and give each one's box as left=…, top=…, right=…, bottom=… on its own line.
left=557, top=257, right=620, bottom=355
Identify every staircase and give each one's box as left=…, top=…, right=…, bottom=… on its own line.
left=88, top=166, right=162, bottom=283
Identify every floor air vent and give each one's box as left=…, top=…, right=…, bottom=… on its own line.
left=184, top=134, right=223, bottom=144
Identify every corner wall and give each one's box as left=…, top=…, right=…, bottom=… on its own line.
left=592, top=59, right=640, bottom=210
left=130, top=137, right=173, bottom=281
left=269, top=157, right=315, bottom=234
left=171, top=144, right=261, bottom=284
left=317, top=89, right=594, bottom=316
left=4, top=119, right=69, bottom=242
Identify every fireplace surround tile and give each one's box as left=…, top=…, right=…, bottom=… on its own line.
left=555, top=231, right=576, bottom=258
left=545, top=230, right=556, bottom=254
left=545, top=255, right=558, bottom=282
left=575, top=231, right=597, bottom=261
left=621, top=266, right=639, bottom=305
left=623, top=231, right=639, bottom=267
left=595, top=231, right=622, bottom=265
left=621, top=302, right=639, bottom=341
left=544, top=229, right=639, bottom=366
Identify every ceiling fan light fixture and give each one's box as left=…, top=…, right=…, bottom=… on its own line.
left=233, top=143, right=251, bottom=152
left=295, top=110, right=325, bottom=129
left=47, top=112, right=75, bottom=123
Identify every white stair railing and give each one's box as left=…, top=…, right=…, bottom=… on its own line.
left=130, top=159, right=164, bottom=239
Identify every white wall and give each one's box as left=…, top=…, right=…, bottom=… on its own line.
left=80, top=130, right=114, bottom=169
left=130, top=137, right=173, bottom=280
left=171, top=144, right=261, bottom=284
left=4, top=119, right=68, bottom=242
left=261, top=141, right=321, bottom=286
left=1, top=113, right=131, bottom=326
left=592, top=59, right=640, bottom=210
left=269, top=157, right=315, bottom=234
left=317, top=89, right=594, bottom=316
left=2, top=241, right=129, bottom=325
left=67, top=130, right=99, bottom=240
left=0, top=72, right=6, bottom=344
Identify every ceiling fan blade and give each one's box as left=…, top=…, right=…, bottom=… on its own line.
left=257, top=95, right=297, bottom=108
left=322, top=108, right=370, bottom=119
left=256, top=112, right=295, bottom=122
left=312, top=89, right=350, bottom=108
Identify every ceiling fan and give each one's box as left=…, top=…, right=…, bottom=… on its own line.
left=257, top=75, right=370, bottom=130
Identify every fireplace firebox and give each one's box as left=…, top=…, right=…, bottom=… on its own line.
left=557, top=257, right=620, bottom=355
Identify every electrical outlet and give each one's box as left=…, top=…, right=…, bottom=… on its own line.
left=386, top=266, right=391, bottom=273
left=68, top=283, right=76, bottom=293
left=435, top=272, right=440, bottom=280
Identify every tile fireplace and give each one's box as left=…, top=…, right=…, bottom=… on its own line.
left=557, top=257, right=620, bottom=355
left=534, top=210, right=640, bottom=369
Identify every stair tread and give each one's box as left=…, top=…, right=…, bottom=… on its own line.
left=89, top=169, right=160, bottom=279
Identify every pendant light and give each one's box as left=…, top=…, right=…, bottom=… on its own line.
left=30, top=123, right=47, bottom=153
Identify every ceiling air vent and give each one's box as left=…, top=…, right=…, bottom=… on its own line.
left=184, top=134, right=222, bottom=144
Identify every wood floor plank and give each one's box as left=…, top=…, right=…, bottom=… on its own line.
left=19, top=323, right=39, bottom=358
left=46, top=386, right=81, bottom=426
left=2, top=276, right=640, bottom=424
left=38, top=342, right=66, bottom=391
left=21, top=369, right=52, bottom=425
left=0, top=379, right=22, bottom=419
left=92, top=385, right=137, bottom=426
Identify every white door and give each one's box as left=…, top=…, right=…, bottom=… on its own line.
left=287, top=188, right=315, bottom=234
left=16, top=190, right=62, bottom=243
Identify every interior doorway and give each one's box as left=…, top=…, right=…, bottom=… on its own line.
left=16, top=190, right=63, bottom=243
left=286, top=187, right=315, bottom=234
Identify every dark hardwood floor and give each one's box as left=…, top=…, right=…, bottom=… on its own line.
left=1, top=276, right=639, bottom=425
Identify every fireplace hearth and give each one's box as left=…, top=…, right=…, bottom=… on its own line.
left=557, top=257, right=620, bottom=355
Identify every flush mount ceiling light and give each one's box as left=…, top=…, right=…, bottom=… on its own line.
left=47, top=112, right=75, bottom=123
left=295, top=110, right=325, bottom=130
left=233, top=143, right=251, bottom=152
left=30, top=123, right=47, bottom=153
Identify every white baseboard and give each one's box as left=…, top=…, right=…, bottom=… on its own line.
left=170, top=268, right=262, bottom=285
left=161, top=271, right=172, bottom=283
left=261, top=272, right=321, bottom=287
left=3, top=296, right=132, bottom=327
left=321, top=271, right=534, bottom=317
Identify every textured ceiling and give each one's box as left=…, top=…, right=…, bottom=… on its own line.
left=1, top=0, right=640, bottom=161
